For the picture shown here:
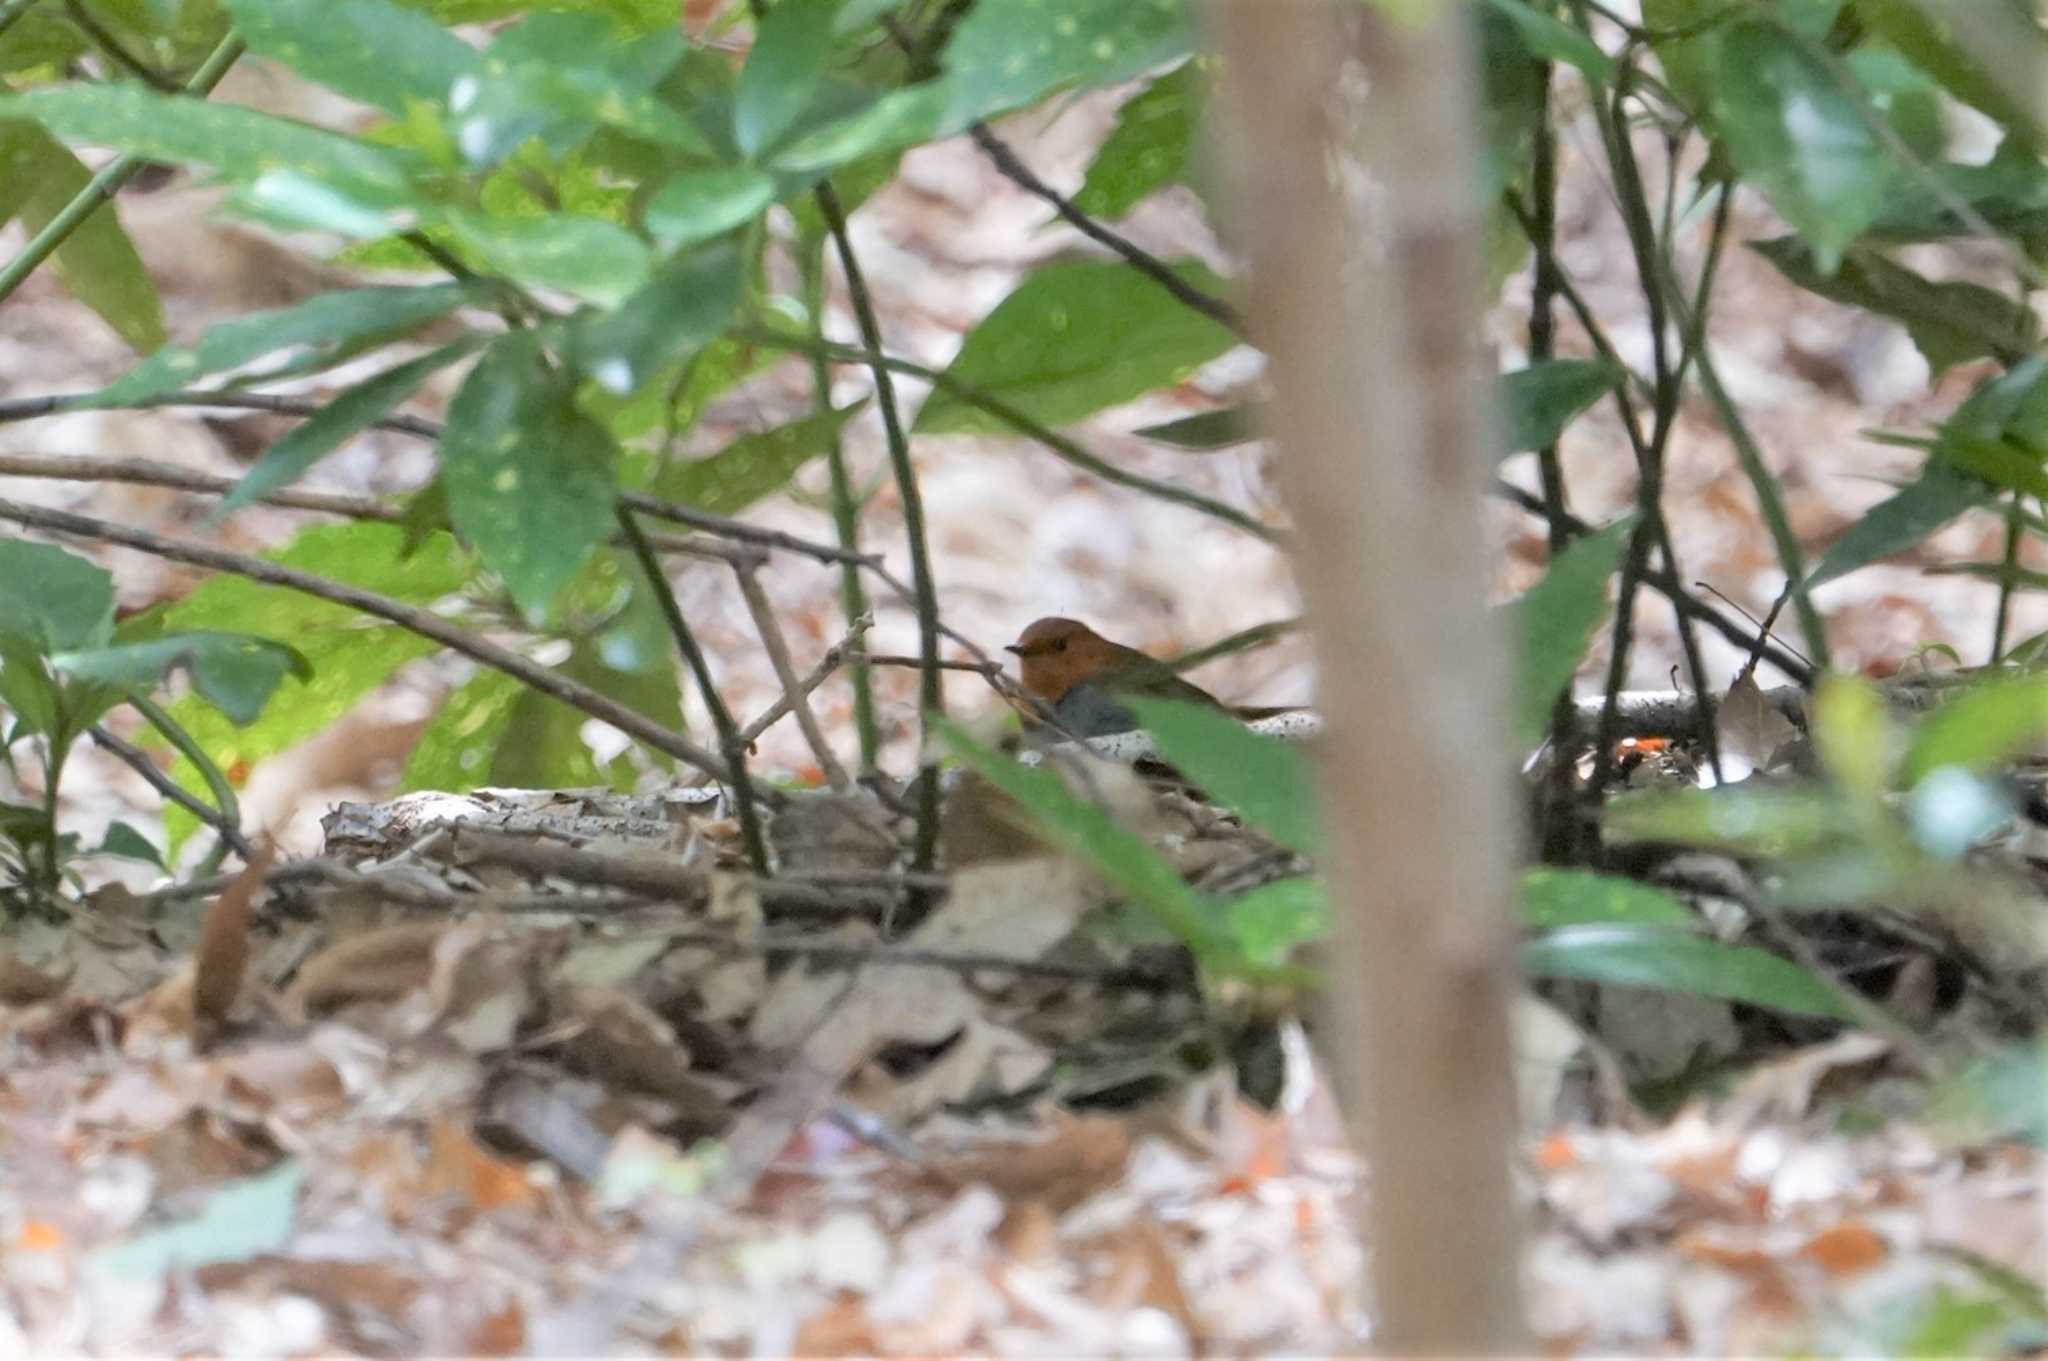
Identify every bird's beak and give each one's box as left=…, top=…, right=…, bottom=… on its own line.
left=1004, top=644, right=1024, bottom=655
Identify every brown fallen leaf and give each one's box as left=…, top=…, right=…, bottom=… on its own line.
left=282, top=922, right=446, bottom=1020
left=940, top=1112, right=1133, bottom=1215
left=0, top=949, right=72, bottom=1007
left=194, top=839, right=276, bottom=1029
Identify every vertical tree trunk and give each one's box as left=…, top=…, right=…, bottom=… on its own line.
left=1209, top=2, right=1527, bottom=1350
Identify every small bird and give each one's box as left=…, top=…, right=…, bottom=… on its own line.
left=1006, top=616, right=1229, bottom=737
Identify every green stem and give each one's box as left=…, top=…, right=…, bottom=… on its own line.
left=129, top=690, right=242, bottom=876
left=800, top=235, right=879, bottom=776
left=0, top=31, right=246, bottom=310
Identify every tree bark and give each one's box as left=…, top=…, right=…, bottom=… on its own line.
left=1209, top=2, right=1527, bottom=1350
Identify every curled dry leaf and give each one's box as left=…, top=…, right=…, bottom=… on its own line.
left=0, top=949, right=73, bottom=1007
left=282, top=923, right=446, bottom=1021
left=194, top=840, right=276, bottom=1029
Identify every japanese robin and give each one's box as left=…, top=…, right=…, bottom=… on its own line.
left=1005, top=616, right=1230, bottom=737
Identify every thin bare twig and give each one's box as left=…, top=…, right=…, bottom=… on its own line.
left=86, top=723, right=256, bottom=862
left=730, top=561, right=852, bottom=790
left=0, top=495, right=765, bottom=796
left=739, top=613, right=871, bottom=746
left=613, top=506, right=772, bottom=873
left=814, top=184, right=945, bottom=872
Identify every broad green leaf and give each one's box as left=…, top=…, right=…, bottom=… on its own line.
left=95, top=821, right=164, bottom=867
left=1752, top=238, right=2036, bottom=375
left=1902, top=674, right=2048, bottom=783
left=53, top=633, right=311, bottom=725
left=914, top=258, right=1237, bottom=435
left=451, top=14, right=703, bottom=166
left=1225, top=878, right=1328, bottom=968
left=1853, top=0, right=2048, bottom=149
left=1483, top=0, right=1615, bottom=83
left=1706, top=20, right=1888, bottom=271
left=87, top=283, right=475, bottom=406
left=647, top=401, right=866, bottom=513
left=1478, top=0, right=1548, bottom=199
left=938, top=717, right=1236, bottom=964
left=1501, top=358, right=1625, bottom=454
left=569, top=241, right=744, bottom=395
left=0, top=541, right=115, bottom=652
left=1, top=85, right=420, bottom=203
left=445, top=211, right=651, bottom=307
left=1868, top=140, right=2048, bottom=253
left=1133, top=404, right=1259, bottom=449
left=1846, top=45, right=1945, bottom=162
left=223, top=0, right=481, bottom=116
left=1523, top=924, right=1857, bottom=1020
left=735, top=0, right=843, bottom=158
left=223, top=170, right=425, bottom=240
left=1128, top=697, right=1319, bottom=853
left=94, top=1162, right=305, bottom=1281
left=1509, top=516, right=1633, bottom=746
left=936, top=0, right=1192, bottom=137
left=0, top=637, right=62, bottom=739
left=1805, top=465, right=1994, bottom=587
left=1939, top=432, right=2048, bottom=501
left=0, top=11, right=89, bottom=74
left=224, top=341, right=480, bottom=512
left=1519, top=868, right=1694, bottom=930
left=440, top=332, right=617, bottom=621
left=0, top=121, right=163, bottom=352
left=644, top=168, right=778, bottom=251
left=152, top=522, right=470, bottom=853
left=769, top=83, right=947, bottom=175
left=1604, top=782, right=1851, bottom=858
left=1074, top=62, right=1200, bottom=220
left=400, top=668, right=522, bottom=792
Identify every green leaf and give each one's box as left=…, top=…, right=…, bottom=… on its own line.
left=1939, top=431, right=2048, bottom=501
left=400, top=668, right=522, bottom=792
left=735, top=0, right=843, bottom=158
left=94, top=820, right=164, bottom=867
left=94, top=1162, right=305, bottom=1281
left=1519, top=867, right=1694, bottom=930
left=1806, top=465, right=1995, bottom=588
left=647, top=401, right=866, bottom=513
left=1604, top=782, right=1852, bottom=858
left=1509, top=516, right=1633, bottom=746
left=1127, top=697, right=1319, bottom=853
left=52, top=633, right=312, bottom=726
left=1074, top=62, right=1199, bottom=220
left=914, top=258, right=1236, bottom=435
left=0, top=637, right=62, bottom=739
left=440, top=332, right=617, bottom=621
left=152, top=522, right=469, bottom=853
left=768, top=83, right=947, bottom=175
left=937, top=716, right=1236, bottom=964
left=1751, top=238, right=2036, bottom=375
left=223, top=0, right=481, bottom=117
left=1706, top=20, right=1889, bottom=270
left=0, top=120, right=163, bottom=352
left=1501, top=358, right=1625, bottom=454
left=445, top=211, right=651, bottom=308
left=1483, top=0, right=1615, bottom=84
left=568, top=240, right=743, bottom=396
left=87, top=283, right=475, bottom=407
left=1225, top=877, right=1328, bottom=969
left=451, top=14, right=703, bottom=167
left=936, top=0, right=1192, bottom=137
left=224, top=341, right=480, bottom=512
left=1523, top=924, right=1857, bottom=1020
left=0, top=541, right=115, bottom=652
left=643, top=167, right=778, bottom=252
left=1902, top=674, right=2048, bottom=784
left=1853, top=0, right=2048, bottom=149
left=1, top=85, right=420, bottom=203
left=1133, top=403, right=1260, bottom=449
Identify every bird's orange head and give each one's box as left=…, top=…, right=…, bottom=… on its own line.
left=1005, top=616, right=1122, bottom=702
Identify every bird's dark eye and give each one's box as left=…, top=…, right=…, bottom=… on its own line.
left=1053, top=638, right=1067, bottom=652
